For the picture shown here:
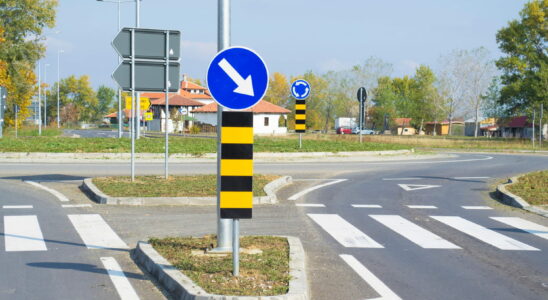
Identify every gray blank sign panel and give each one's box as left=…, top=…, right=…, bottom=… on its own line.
left=113, top=28, right=180, bottom=60
left=112, top=61, right=180, bottom=92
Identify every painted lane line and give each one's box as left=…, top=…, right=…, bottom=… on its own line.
left=352, top=204, right=382, bottom=208
left=62, top=204, right=92, bottom=208
left=340, top=254, right=401, bottom=300
left=100, top=257, right=140, bottom=300
left=453, top=176, right=490, bottom=180
left=296, top=203, right=325, bottom=207
left=307, top=214, right=383, bottom=248
left=4, top=215, right=47, bottom=252
left=370, top=215, right=460, bottom=249
left=3, top=205, right=33, bottom=209
left=25, top=181, right=70, bottom=202
left=407, top=205, right=437, bottom=209
left=68, top=214, right=128, bottom=250
left=288, top=179, right=347, bottom=201
left=490, top=217, right=548, bottom=241
left=398, top=184, right=440, bottom=191
left=382, top=177, right=422, bottom=181
left=462, top=206, right=493, bottom=210
left=431, top=216, right=539, bottom=251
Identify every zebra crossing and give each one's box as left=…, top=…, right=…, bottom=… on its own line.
left=2, top=213, right=127, bottom=252
left=308, top=213, right=547, bottom=252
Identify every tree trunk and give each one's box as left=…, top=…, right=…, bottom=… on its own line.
left=474, top=103, right=480, bottom=138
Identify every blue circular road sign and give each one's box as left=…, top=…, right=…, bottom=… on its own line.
left=207, top=46, right=269, bottom=110
left=291, top=79, right=311, bottom=100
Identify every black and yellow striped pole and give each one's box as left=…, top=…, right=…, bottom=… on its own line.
left=220, top=111, right=253, bottom=219
left=291, top=79, right=311, bottom=149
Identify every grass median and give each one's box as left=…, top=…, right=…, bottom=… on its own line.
left=149, top=235, right=289, bottom=296
left=92, top=174, right=279, bottom=197
left=506, top=170, right=548, bottom=206
left=0, top=135, right=411, bottom=154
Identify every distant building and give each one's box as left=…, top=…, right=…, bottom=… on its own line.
left=424, top=120, right=465, bottom=136
left=498, top=116, right=534, bottom=138
left=192, top=100, right=291, bottom=135
left=392, top=118, right=415, bottom=135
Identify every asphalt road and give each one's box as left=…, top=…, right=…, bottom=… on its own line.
left=0, top=152, right=547, bottom=299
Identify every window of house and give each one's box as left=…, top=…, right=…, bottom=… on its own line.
left=264, top=117, right=269, bottom=126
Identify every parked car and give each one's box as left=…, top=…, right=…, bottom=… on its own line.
left=336, top=126, right=353, bottom=134
left=352, top=128, right=375, bottom=135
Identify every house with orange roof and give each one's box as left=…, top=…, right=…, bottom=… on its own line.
left=192, top=100, right=291, bottom=135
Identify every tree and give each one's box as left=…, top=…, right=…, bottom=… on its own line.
left=94, top=86, right=116, bottom=121
left=481, top=77, right=509, bottom=118
left=49, top=75, right=97, bottom=125
left=0, top=0, right=57, bottom=125
left=263, top=72, right=290, bottom=107
left=496, top=0, right=547, bottom=113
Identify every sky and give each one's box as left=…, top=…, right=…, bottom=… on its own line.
left=40, top=0, right=529, bottom=89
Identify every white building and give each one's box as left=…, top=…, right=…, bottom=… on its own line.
left=192, top=100, right=291, bottom=135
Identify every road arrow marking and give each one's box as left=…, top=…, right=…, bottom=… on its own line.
left=218, top=58, right=254, bottom=96
left=398, top=184, right=441, bottom=191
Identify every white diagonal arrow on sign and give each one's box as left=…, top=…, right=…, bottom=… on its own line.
left=398, top=184, right=441, bottom=191
left=218, top=58, right=254, bottom=96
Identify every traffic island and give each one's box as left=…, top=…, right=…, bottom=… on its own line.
left=81, top=175, right=292, bottom=205
left=132, top=235, right=308, bottom=300
left=496, top=170, right=548, bottom=217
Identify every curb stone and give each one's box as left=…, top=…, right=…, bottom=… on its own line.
left=496, top=175, right=548, bottom=218
left=81, top=176, right=292, bottom=206
left=132, top=236, right=308, bottom=300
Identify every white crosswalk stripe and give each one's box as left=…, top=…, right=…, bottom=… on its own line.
left=370, top=215, right=460, bottom=249
left=4, top=215, right=47, bottom=252
left=307, top=214, right=383, bottom=248
left=490, top=217, right=548, bottom=241
left=68, top=214, right=128, bottom=250
left=431, top=216, right=539, bottom=251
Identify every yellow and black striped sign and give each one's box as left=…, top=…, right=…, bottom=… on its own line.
left=295, top=99, right=306, bottom=133
left=220, top=111, right=253, bottom=219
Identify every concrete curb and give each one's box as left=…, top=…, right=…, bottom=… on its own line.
left=0, top=149, right=414, bottom=163
left=496, top=175, right=548, bottom=218
left=81, top=176, right=292, bottom=206
left=132, top=236, right=308, bottom=300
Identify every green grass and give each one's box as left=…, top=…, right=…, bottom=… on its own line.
left=2, top=126, right=62, bottom=137
left=149, top=235, right=289, bottom=296
left=506, top=170, right=548, bottom=206
left=92, top=174, right=279, bottom=197
left=0, top=135, right=411, bottom=154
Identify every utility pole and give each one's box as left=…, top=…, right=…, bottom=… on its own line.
left=135, top=0, right=141, bottom=139
left=540, top=103, right=543, bottom=148
left=44, top=64, right=50, bottom=127
left=38, top=63, right=42, bottom=136
left=213, top=0, right=233, bottom=253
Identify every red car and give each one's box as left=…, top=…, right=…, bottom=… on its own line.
left=336, top=127, right=353, bottom=134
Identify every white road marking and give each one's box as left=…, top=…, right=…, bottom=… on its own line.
left=370, top=215, right=460, bottom=249
left=382, top=177, right=422, bottom=181
left=68, top=214, right=128, bottom=249
left=407, top=205, right=438, bottom=209
left=3, top=205, right=33, bottom=209
left=25, top=181, right=70, bottom=202
left=398, top=184, right=441, bottom=191
left=288, top=179, right=347, bottom=201
left=100, top=257, right=140, bottom=300
left=490, top=217, right=548, bottom=241
left=307, top=214, right=383, bottom=248
left=4, top=215, right=47, bottom=252
left=462, top=206, right=493, bottom=210
left=453, top=177, right=490, bottom=180
left=340, top=254, right=401, bottom=300
left=352, top=204, right=383, bottom=208
left=62, top=204, right=92, bottom=208
left=431, top=216, right=539, bottom=251
left=296, top=203, right=325, bottom=207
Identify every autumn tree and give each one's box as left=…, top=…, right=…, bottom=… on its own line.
left=0, top=0, right=57, bottom=126
left=496, top=0, right=547, bottom=113
left=263, top=72, right=290, bottom=107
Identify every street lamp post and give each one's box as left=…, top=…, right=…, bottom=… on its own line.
left=44, top=63, right=50, bottom=127
left=38, top=63, right=42, bottom=135
left=96, top=0, right=135, bottom=138
left=57, top=49, right=63, bottom=128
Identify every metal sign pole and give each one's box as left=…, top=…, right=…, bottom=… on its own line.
left=214, top=0, right=233, bottom=253
left=14, top=105, right=18, bottom=138
left=135, top=0, right=141, bottom=140
left=540, top=103, right=543, bottom=147
left=131, top=28, right=136, bottom=182
left=0, top=86, right=4, bottom=138
left=299, top=133, right=302, bottom=149
left=164, top=30, right=170, bottom=180
left=532, top=110, right=535, bottom=148
left=232, top=218, right=240, bottom=276
left=359, top=100, right=363, bottom=143
left=38, top=63, right=42, bottom=136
